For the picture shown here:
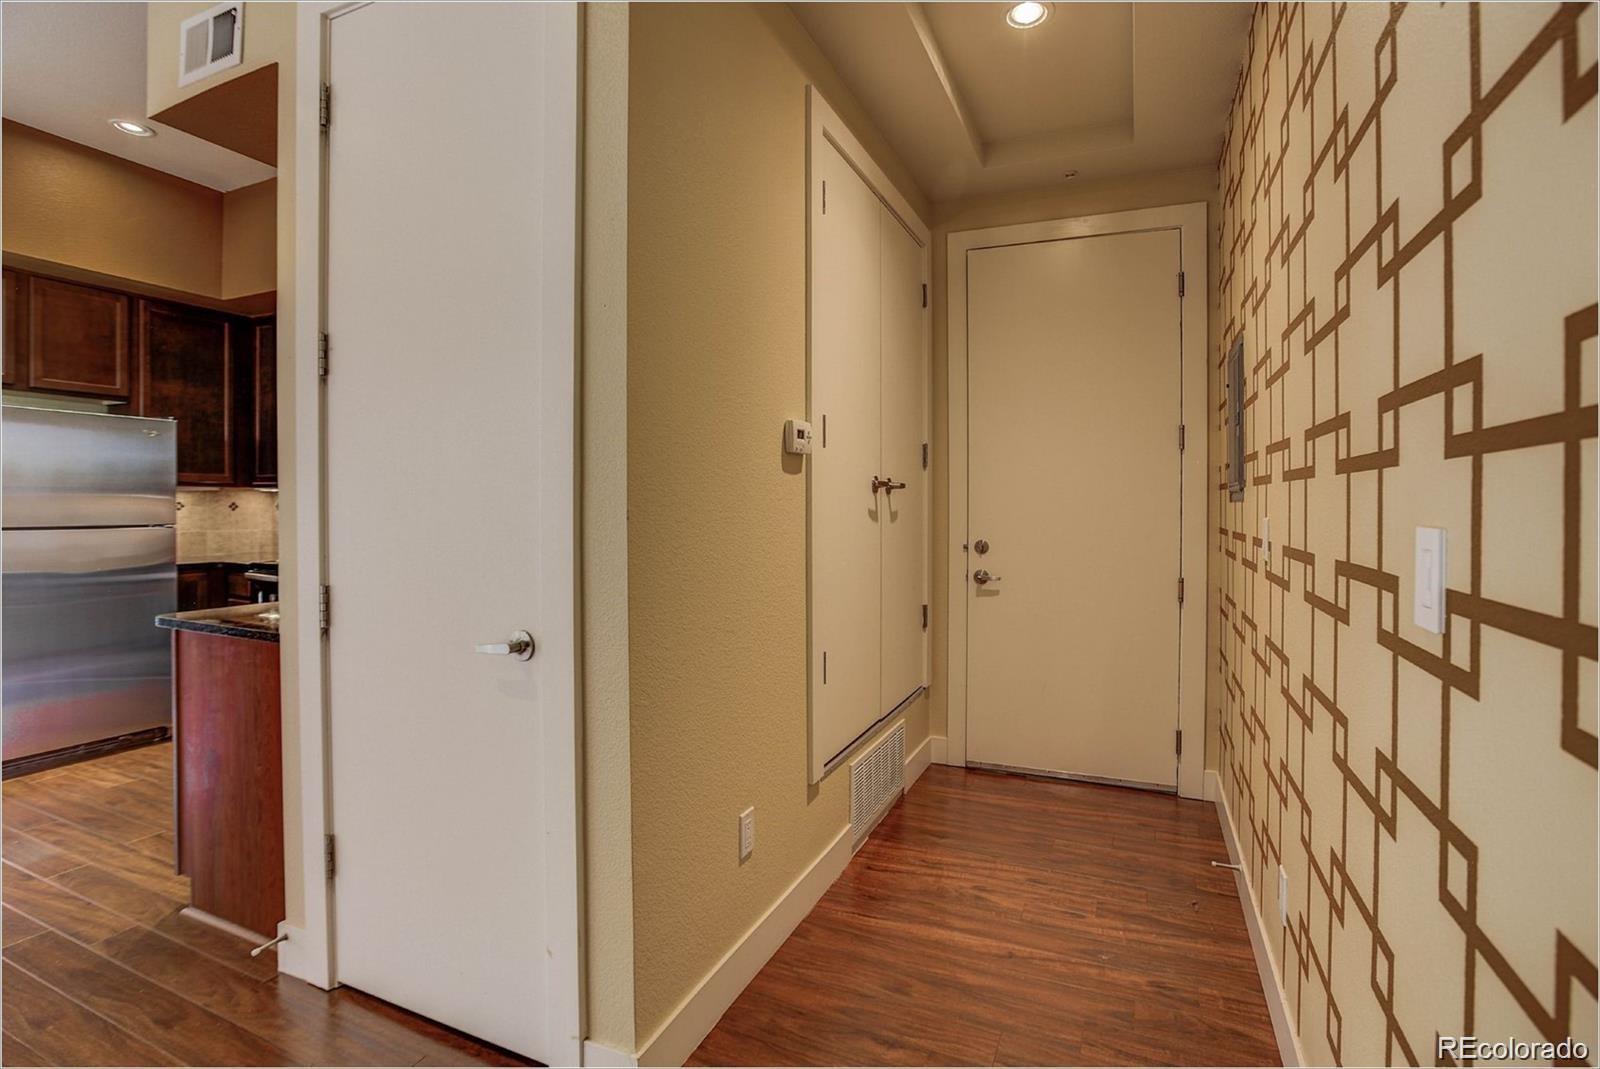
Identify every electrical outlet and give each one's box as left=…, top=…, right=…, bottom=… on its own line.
left=739, top=807, right=755, bottom=861
left=1277, top=864, right=1288, bottom=923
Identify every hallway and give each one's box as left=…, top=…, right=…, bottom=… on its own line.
left=692, top=767, right=1280, bottom=1066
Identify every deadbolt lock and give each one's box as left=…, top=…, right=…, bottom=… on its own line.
left=974, top=539, right=990, bottom=555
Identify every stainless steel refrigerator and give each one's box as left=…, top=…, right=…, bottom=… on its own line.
left=3, top=405, right=177, bottom=771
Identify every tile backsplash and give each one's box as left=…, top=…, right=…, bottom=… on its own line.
left=176, top=489, right=279, bottom=564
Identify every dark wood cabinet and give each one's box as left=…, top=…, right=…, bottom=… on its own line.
left=251, top=319, right=277, bottom=487
left=6, top=267, right=275, bottom=488
left=3, top=268, right=23, bottom=388
left=26, top=276, right=131, bottom=398
left=137, top=300, right=236, bottom=485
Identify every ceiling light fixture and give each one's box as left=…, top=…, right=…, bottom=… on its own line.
left=109, top=119, right=156, bottom=137
left=1006, top=2, right=1051, bottom=29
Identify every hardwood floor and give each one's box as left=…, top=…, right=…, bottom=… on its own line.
left=690, top=766, right=1282, bottom=1067
left=1, top=744, right=529, bottom=1067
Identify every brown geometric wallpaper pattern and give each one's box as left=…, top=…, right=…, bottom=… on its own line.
left=1212, top=3, right=1597, bottom=1065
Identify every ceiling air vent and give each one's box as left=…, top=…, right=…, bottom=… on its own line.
left=178, top=2, right=244, bottom=88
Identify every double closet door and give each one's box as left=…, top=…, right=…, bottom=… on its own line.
left=809, top=136, right=927, bottom=782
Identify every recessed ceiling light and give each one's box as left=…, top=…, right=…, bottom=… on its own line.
left=109, top=119, right=156, bottom=137
left=1006, top=2, right=1051, bottom=29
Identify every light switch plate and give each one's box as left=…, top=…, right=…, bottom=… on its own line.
left=1414, top=526, right=1447, bottom=634
left=738, top=807, right=755, bottom=861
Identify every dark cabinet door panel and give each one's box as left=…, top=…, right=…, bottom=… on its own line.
left=27, top=277, right=131, bottom=398
left=3, top=269, right=24, bottom=388
left=252, top=320, right=277, bottom=486
left=137, top=301, right=234, bottom=485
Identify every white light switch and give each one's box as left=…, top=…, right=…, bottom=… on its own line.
left=1414, top=526, right=1447, bottom=634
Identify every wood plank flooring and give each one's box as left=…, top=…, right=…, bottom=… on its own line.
left=1, top=744, right=530, bottom=1067
left=691, top=766, right=1282, bottom=1067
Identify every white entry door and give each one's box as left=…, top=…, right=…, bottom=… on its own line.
left=324, top=3, right=578, bottom=1063
left=965, top=229, right=1182, bottom=789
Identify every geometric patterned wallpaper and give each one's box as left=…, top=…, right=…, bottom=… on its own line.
left=1212, top=4, right=1597, bottom=1064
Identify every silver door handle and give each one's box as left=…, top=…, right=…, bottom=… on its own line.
left=973, top=569, right=1000, bottom=586
left=474, top=630, right=535, bottom=660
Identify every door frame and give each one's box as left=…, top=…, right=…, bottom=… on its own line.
left=945, top=203, right=1209, bottom=799
left=283, top=4, right=584, bottom=1063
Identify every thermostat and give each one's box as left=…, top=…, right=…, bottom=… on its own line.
left=784, top=419, right=814, bottom=455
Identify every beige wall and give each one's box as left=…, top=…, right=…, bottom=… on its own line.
left=1, top=122, right=276, bottom=303
left=927, top=166, right=1222, bottom=749
left=2, top=121, right=224, bottom=295
left=222, top=178, right=276, bottom=298
left=626, top=2, right=929, bottom=1044
left=1212, top=3, right=1596, bottom=1064
left=582, top=2, right=637, bottom=1054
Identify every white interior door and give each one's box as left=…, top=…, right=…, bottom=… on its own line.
left=324, top=4, right=578, bottom=1062
left=965, top=229, right=1181, bottom=789
left=809, top=139, right=882, bottom=780
left=879, top=208, right=925, bottom=712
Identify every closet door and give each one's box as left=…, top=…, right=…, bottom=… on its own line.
left=809, top=139, right=882, bottom=779
left=879, top=208, right=925, bottom=712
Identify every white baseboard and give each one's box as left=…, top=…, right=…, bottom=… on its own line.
left=1207, top=770, right=1306, bottom=1068
left=930, top=734, right=949, bottom=766
left=905, top=733, right=934, bottom=787
left=583, top=1039, right=639, bottom=1067
left=633, top=824, right=855, bottom=1067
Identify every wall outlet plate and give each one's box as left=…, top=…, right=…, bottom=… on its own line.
left=738, top=807, right=755, bottom=861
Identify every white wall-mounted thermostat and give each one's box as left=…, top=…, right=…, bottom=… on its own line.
left=784, top=419, right=814, bottom=455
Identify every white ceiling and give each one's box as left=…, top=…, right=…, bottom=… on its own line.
left=791, top=2, right=1252, bottom=202
left=2, top=1, right=275, bottom=192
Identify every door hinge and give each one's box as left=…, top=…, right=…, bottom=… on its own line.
left=921, top=442, right=929, bottom=470
left=319, top=83, right=331, bottom=132
left=1178, top=271, right=1186, bottom=298
left=1177, top=577, right=1186, bottom=605
left=1176, top=730, right=1183, bottom=757
left=324, top=834, right=336, bottom=879
left=317, top=332, right=329, bottom=378
left=921, top=283, right=928, bottom=308
left=1179, top=423, right=1185, bottom=452
left=318, top=584, right=331, bottom=633
left=921, top=604, right=929, bottom=630
left=822, top=651, right=828, bottom=684
left=821, top=179, right=826, bottom=215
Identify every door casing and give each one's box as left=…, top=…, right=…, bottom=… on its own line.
left=945, top=203, right=1210, bottom=799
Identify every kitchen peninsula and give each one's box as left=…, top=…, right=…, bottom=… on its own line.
left=155, top=603, right=283, bottom=941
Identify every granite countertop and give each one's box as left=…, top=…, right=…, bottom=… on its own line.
left=156, top=602, right=281, bottom=643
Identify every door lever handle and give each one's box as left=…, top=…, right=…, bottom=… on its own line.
left=474, top=630, right=536, bottom=661
left=973, top=569, right=1001, bottom=586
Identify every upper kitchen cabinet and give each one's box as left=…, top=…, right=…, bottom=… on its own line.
left=3, top=269, right=23, bottom=387
left=136, top=299, right=236, bottom=485
left=26, top=276, right=132, bottom=398
left=250, top=319, right=276, bottom=487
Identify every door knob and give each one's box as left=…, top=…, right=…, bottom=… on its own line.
left=474, top=629, right=535, bottom=661
left=973, top=569, right=1000, bottom=586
